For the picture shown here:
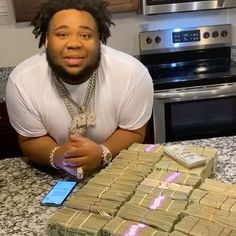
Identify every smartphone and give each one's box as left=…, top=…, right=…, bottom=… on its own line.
left=40, top=180, right=77, bottom=206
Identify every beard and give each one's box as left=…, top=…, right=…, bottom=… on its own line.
left=46, top=46, right=101, bottom=85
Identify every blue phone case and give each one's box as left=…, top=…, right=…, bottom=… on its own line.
left=40, top=180, right=77, bottom=206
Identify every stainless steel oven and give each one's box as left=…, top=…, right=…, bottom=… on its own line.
left=139, top=24, right=236, bottom=143
left=141, top=0, right=236, bottom=15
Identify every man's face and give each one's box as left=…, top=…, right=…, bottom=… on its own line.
left=46, top=9, right=100, bottom=84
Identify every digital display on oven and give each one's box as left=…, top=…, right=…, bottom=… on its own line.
left=172, top=30, right=201, bottom=43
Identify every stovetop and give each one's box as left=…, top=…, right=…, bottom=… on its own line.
left=139, top=24, right=236, bottom=90
left=139, top=47, right=236, bottom=90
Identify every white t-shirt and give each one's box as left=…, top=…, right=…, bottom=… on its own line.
left=6, top=45, right=153, bottom=144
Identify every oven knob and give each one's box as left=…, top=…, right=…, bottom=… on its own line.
left=212, top=31, right=219, bottom=38
left=203, top=32, right=210, bottom=39
left=155, top=36, right=161, bottom=44
left=221, top=30, right=228, bottom=37
left=146, top=37, right=153, bottom=44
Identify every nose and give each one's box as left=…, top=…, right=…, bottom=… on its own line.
left=66, top=35, right=82, bottom=49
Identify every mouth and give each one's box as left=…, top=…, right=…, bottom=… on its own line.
left=63, top=56, right=85, bottom=66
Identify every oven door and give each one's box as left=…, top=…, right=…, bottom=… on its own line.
left=153, top=83, right=236, bottom=143
left=141, top=0, right=236, bottom=15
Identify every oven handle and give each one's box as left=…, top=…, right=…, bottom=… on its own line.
left=154, top=83, right=236, bottom=102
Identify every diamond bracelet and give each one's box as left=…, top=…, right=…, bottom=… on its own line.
left=49, top=146, right=60, bottom=169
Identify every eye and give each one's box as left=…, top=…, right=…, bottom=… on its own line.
left=80, top=33, right=92, bottom=40
left=56, top=32, right=68, bottom=39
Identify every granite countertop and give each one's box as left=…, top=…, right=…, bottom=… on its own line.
left=0, top=136, right=236, bottom=235
left=0, top=67, right=13, bottom=103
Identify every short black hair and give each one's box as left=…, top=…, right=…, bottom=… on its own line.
left=31, top=0, right=115, bottom=48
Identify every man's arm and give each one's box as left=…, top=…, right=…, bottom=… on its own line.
left=18, top=134, right=58, bottom=165
left=18, top=123, right=147, bottom=177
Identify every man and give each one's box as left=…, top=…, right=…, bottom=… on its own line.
left=6, top=0, right=153, bottom=179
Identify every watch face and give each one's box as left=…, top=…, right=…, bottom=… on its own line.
left=104, top=152, right=112, bottom=162
left=100, top=145, right=112, bottom=165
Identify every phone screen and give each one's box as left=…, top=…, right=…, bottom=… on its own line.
left=40, top=180, right=77, bottom=206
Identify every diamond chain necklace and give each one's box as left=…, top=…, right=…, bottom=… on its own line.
left=52, top=70, right=97, bottom=135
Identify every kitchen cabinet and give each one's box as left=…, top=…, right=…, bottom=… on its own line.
left=108, top=0, right=139, bottom=13
left=12, top=0, right=139, bottom=23
left=0, top=103, right=23, bottom=157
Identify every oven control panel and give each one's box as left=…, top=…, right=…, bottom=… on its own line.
left=172, top=30, right=200, bottom=43
left=140, top=24, right=232, bottom=55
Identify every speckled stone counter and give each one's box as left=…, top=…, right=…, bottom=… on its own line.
left=0, top=67, right=13, bottom=103
left=0, top=136, right=236, bottom=235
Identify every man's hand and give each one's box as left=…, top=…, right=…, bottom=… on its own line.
left=61, top=134, right=103, bottom=177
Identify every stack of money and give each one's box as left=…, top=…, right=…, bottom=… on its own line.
left=88, top=171, right=143, bottom=189
left=190, top=188, right=236, bottom=212
left=155, top=154, right=216, bottom=183
left=163, top=145, right=206, bottom=169
left=174, top=215, right=236, bottom=236
left=65, top=194, right=122, bottom=217
left=113, top=149, right=162, bottom=167
left=183, top=203, right=236, bottom=230
left=74, top=182, right=133, bottom=203
left=102, top=216, right=169, bottom=236
left=128, top=191, right=188, bottom=214
left=146, top=170, right=201, bottom=188
left=117, top=202, right=179, bottom=232
left=103, top=164, right=150, bottom=179
left=128, top=143, right=164, bottom=154
left=185, top=146, right=218, bottom=167
left=47, top=207, right=110, bottom=236
left=199, top=178, right=236, bottom=198
left=136, top=184, right=191, bottom=201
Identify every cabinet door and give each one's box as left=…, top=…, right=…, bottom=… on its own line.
left=12, top=0, right=42, bottom=23
left=12, top=0, right=139, bottom=22
left=0, top=103, right=23, bottom=157
left=108, top=0, right=139, bottom=12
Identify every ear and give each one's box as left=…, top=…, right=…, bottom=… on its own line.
left=44, top=33, right=48, bottom=48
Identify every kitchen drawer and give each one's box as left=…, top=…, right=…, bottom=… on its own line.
left=0, top=127, right=23, bottom=157
left=0, top=103, right=10, bottom=127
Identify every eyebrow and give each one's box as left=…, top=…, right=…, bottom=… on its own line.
left=54, top=25, right=94, bottom=31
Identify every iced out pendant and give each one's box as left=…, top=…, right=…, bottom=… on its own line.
left=69, top=111, right=96, bottom=135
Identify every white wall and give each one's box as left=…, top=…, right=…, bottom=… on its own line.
left=0, top=2, right=236, bottom=67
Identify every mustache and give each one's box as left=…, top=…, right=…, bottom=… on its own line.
left=46, top=47, right=101, bottom=84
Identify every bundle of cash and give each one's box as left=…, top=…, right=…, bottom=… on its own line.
left=164, top=145, right=206, bottom=169
left=136, top=184, right=191, bottom=201
left=114, top=149, right=162, bottom=167
left=183, top=203, right=236, bottom=230
left=128, top=191, right=188, bottom=214
left=146, top=170, right=201, bottom=188
left=47, top=207, right=110, bottom=236
left=117, top=202, right=179, bottom=232
left=155, top=154, right=215, bottom=183
left=75, top=182, right=133, bottom=203
left=65, top=194, right=122, bottom=217
left=128, top=143, right=164, bottom=155
left=174, top=215, right=236, bottom=236
left=190, top=188, right=236, bottom=212
left=103, top=216, right=169, bottom=236
left=199, top=178, right=236, bottom=198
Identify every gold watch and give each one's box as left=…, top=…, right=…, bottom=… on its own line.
left=100, top=145, right=112, bottom=166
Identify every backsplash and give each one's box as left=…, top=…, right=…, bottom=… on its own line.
left=0, top=67, right=14, bottom=102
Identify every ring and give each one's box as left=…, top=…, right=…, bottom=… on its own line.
left=77, top=167, right=84, bottom=180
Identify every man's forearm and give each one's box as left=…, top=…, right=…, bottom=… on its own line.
left=18, top=134, right=57, bottom=165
